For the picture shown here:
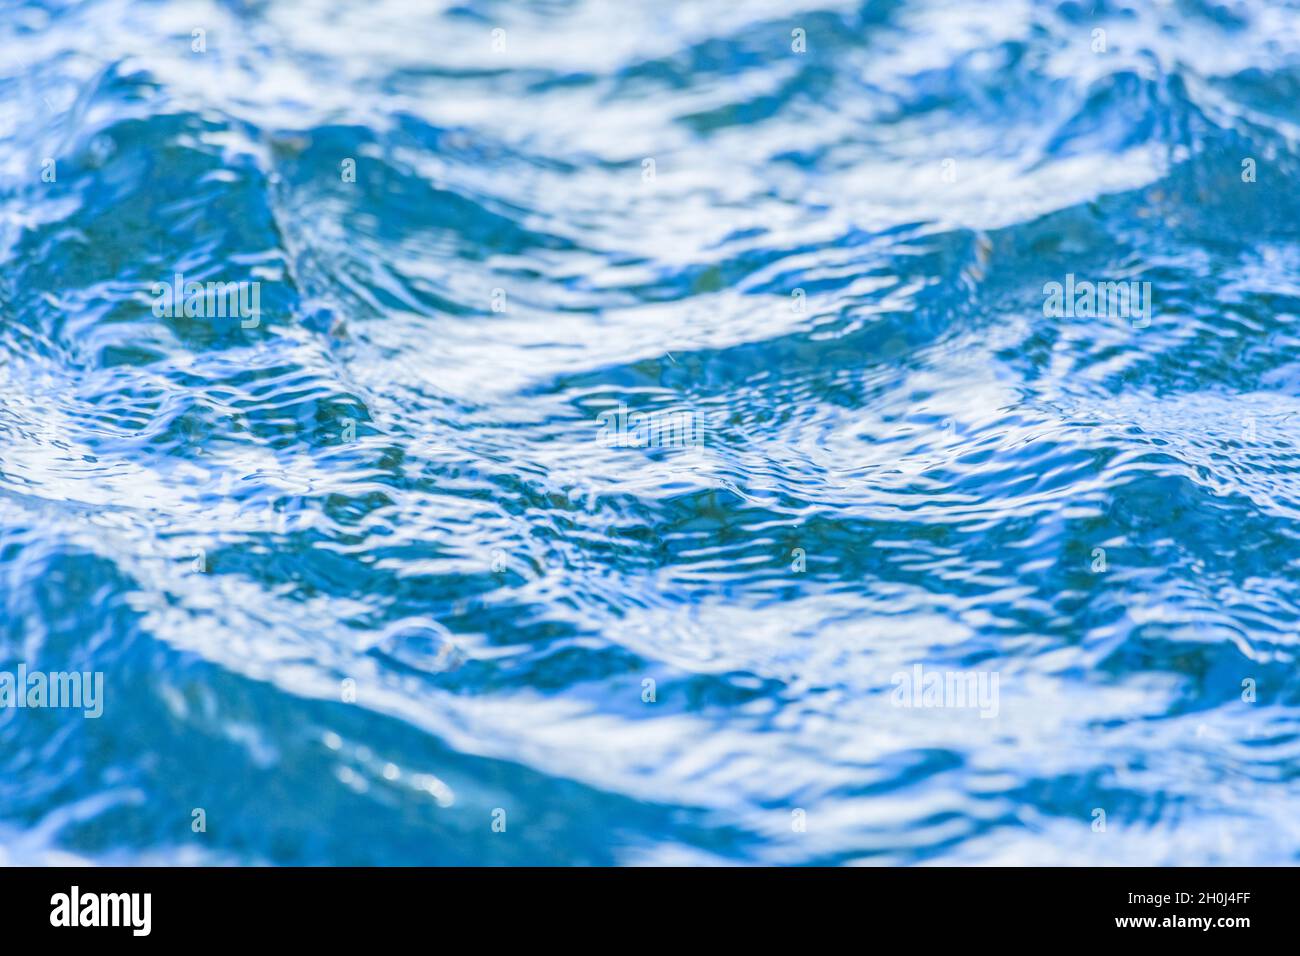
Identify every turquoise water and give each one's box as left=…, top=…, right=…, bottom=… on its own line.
left=3, top=0, right=1300, bottom=865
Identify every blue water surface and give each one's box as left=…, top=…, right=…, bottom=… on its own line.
left=3, top=0, right=1300, bottom=865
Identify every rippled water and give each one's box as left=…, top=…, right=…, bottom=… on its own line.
left=3, top=0, right=1300, bottom=865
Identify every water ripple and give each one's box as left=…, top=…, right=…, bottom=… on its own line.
left=3, top=0, right=1300, bottom=865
